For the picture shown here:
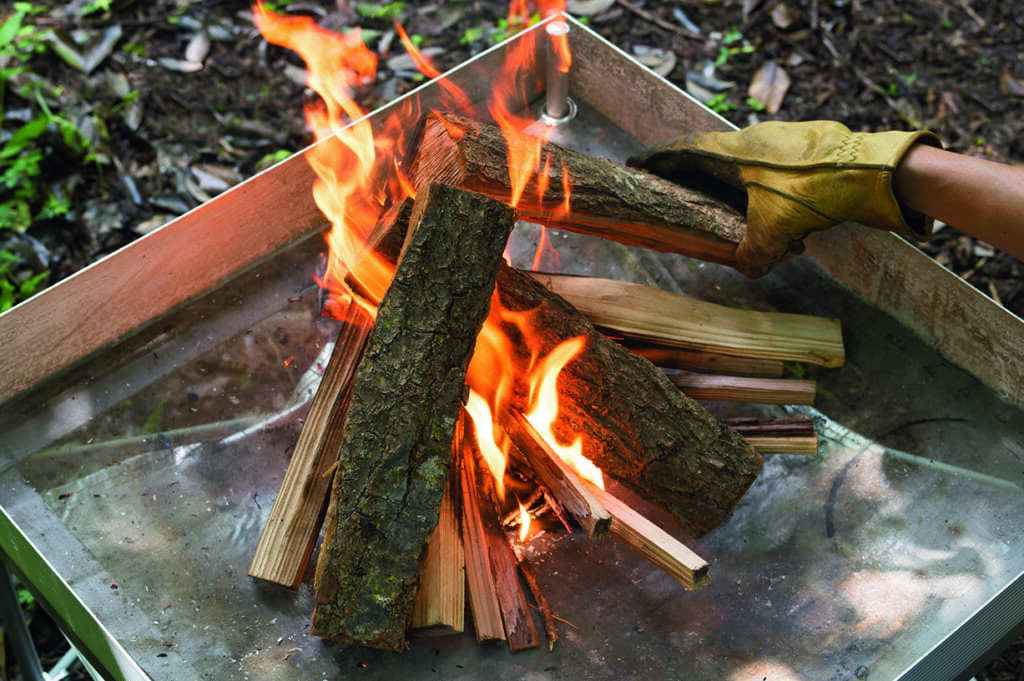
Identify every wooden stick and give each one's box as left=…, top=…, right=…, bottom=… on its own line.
left=465, top=425, right=540, bottom=652
left=410, top=439, right=465, bottom=636
left=669, top=373, right=817, bottom=405
left=743, top=436, right=819, bottom=456
left=533, top=273, right=845, bottom=368
left=412, top=112, right=803, bottom=276
left=723, top=417, right=819, bottom=456
left=458, top=414, right=506, bottom=645
left=584, top=482, right=711, bottom=592
left=501, top=409, right=612, bottom=539
left=514, top=553, right=558, bottom=650
left=311, top=183, right=516, bottom=650
left=626, top=342, right=785, bottom=378
left=249, top=301, right=372, bottom=588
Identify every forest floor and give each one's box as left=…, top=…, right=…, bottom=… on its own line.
left=1, top=0, right=1021, bottom=678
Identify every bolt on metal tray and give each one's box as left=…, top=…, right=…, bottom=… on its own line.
left=0, top=15, right=1022, bottom=681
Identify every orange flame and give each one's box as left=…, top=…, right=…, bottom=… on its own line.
left=254, top=1, right=598, bottom=502
left=518, top=500, right=531, bottom=541
left=524, top=337, right=603, bottom=489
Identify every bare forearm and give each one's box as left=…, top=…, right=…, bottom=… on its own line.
left=894, top=144, right=1024, bottom=261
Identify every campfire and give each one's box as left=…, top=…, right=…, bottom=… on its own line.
left=245, top=2, right=843, bottom=652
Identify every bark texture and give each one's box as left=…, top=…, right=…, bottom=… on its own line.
left=310, top=183, right=515, bottom=650
left=494, top=263, right=764, bottom=537
left=412, top=111, right=777, bottom=273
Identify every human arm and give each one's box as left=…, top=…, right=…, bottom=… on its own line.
left=894, top=144, right=1024, bottom=262
left=629, top=121, right=1023, bottom=276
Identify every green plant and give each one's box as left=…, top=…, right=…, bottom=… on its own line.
left=706, top=93, right=736, bottom=113
left=491, top=12, right=542, bottom=44
left=354, top=2, right=405, bottom=21
left=714, top=26, right=755, bottom=67
left=0, top=249, right=49, bottom=312
left=79, top=0, right=113, bottom=17
left=746, top=96, right=766, bottom=112
left=460, top=26, right=484, bottom=46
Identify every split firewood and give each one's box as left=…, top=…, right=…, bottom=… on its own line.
left=310, top=183, right=516, bottom=650
left=501, top=409, right=612, bottom=539
left=457, top=413, right=506, bottom=645
left=249, top=301, right=373, bottom=588
left=463, top=419, right=540, bottom=651
left=584, top=482, right=711, bottom=592
left=494, top=263, right=763, bottom=538
left=669, top=373, right=817, bottom=405
left=625, top=342, right=785, bottom=378
left=500, top=398, right=711, bottom=591
left=409, top=439, right=464, bottom=636
left=723, top=417, right=819, bottom=456
left=534, top=273, right=845, bottom=368
left=514, top=551, right=559, bottom=650
left=250, top=200, right=412, bottom=588
left=412, top=111, right=802, bottom=274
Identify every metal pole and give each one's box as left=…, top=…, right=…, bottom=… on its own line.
left=542, top=20, right=576, bottom=125
left=0, top=559, right=46, bottom=681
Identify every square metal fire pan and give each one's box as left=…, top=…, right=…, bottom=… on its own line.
left=1, top=14, right=1022, bottom=681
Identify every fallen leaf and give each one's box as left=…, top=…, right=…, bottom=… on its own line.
left=566, top=0, right=616, bottom=16
left=1000, top=67, right=1024, bottom=97
left=632, top=46, right=677, bottom=78
left=748, top=60, right=791, bottom=114
left=42, top=25, right=123, bottom=75
left=184, top=30, right=211, bottom=64
left=772, top=3, right=796, bottom=29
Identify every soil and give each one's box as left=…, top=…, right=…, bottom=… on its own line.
left=2, top=0, right=1021, bottom=678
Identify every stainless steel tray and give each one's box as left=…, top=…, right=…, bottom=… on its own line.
left=1, top=15, right=1021, bottom=681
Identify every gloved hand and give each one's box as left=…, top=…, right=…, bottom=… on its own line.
left=628, top=121, right=943, bottom=277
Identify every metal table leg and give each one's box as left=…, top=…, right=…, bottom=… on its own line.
left=0, top=558, right=46, bottom=681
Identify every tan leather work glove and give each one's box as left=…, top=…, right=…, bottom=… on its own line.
left=628, top=121, right=943, bottom=277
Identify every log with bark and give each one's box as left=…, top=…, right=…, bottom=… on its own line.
left=250, top=200, right=413, bottom=588
left=411, top=111, right=799, bottom=275
left=493, top=262, right=764, bottom=538
left=310, top=182, right=516, bottom=650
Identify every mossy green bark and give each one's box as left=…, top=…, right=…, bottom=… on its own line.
left=310, top=183, right=515, bottom=650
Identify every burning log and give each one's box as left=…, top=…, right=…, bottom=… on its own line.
left=310, top=182, right=516, bottom=650
left=501, top=409, right=612, bottom=539
left=495, top=263, right=764, bottom=538
left=535, top=273, right=845, bottom=368
left=248, top=301, right=373, bottom=588
left=669, top=373, right=817, bottom=405
left=412, top=111, right=790, bottom=272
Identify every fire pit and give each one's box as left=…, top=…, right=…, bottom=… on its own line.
left=1, top=13, right=1023, bottom=681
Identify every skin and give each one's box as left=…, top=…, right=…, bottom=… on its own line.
left=894, top=144, right=1024, bottom=262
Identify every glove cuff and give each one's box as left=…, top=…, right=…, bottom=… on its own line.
left=861, top=130, right=943, bottom=239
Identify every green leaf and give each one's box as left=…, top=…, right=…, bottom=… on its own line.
left=0, top=11, right=24, bottom=49
left=0, top=199, right=32, bottom=232
left=19, top=269, right=48, bottom=298
left=0, top=277, right=15, bottom=313
left=0, top=118, right=48, bottom=158
left=354, top=2, right=405, bottom=21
